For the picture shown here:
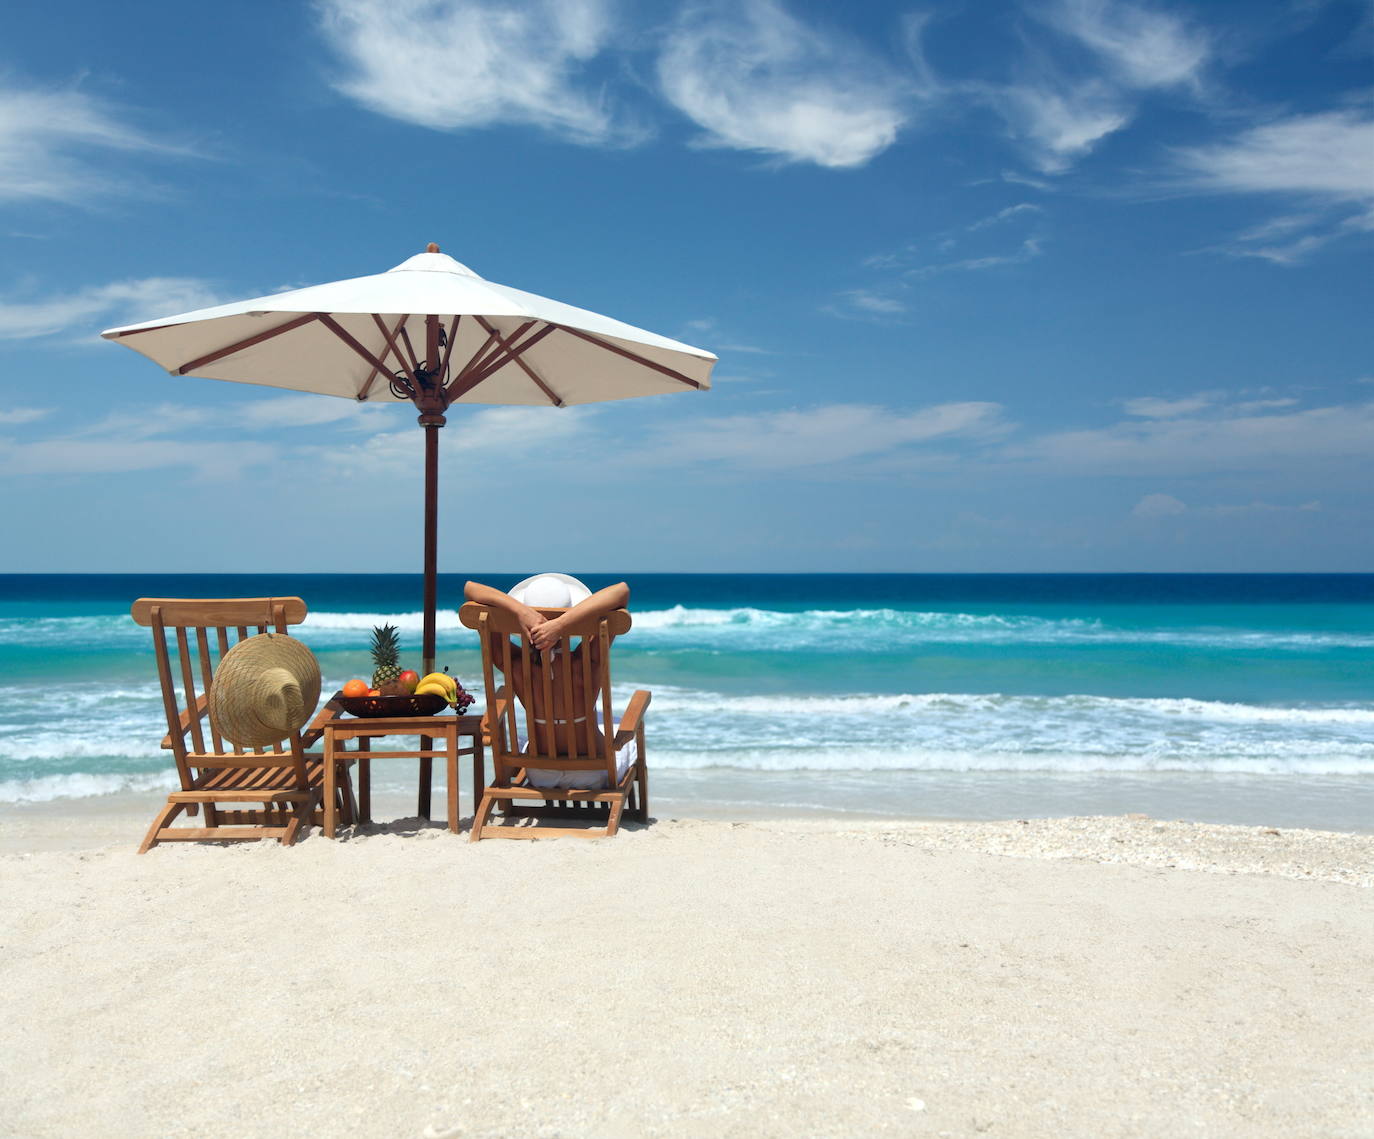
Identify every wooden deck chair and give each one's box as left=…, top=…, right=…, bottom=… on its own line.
left=459, top=601, right=650, bottom=840
left=131, top=597, right=355, bottom=853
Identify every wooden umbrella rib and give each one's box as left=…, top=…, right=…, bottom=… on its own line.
left=175, top=313, right=320, bottom=375
left=438, top=315, right=460, bottom=381
left=553, top=324, right=703, bottom=389
left=444, top=322, right=532, bottom=401
left=449, top=322, right=556, bottom=402
left=443, top=330, right=500, bottom=401
left=473, top=317, right=564, bottom=407
left=357, top=314, right=410, bottom=401
left=399, top=325, right=422, bottom=373
left=317, top=314, right=407, bottom=380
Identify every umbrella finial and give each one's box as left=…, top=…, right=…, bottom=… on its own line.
left=426, top=242, right=440, bottom=253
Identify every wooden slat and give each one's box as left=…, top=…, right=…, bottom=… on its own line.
left=151, top=827, right=291, bottom=843
left=175, top=627, right=206, bottom=756
left=132, top=597, right=306, bottom=627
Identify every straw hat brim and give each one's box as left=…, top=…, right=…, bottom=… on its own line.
left=209, top=633, right=321, bottom=748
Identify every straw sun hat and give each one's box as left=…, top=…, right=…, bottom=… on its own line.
left=209, top=633, right=322, bottom=748
left=508, top=572, right=592, bottom=608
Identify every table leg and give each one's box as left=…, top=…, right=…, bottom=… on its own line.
left=358, top=737, right=371, bottom=824
left=447, top=726, right=460, bottom=835
left=472, top=731, right=484, bottom=821
left=418, top=735, right=432, bottom=820
left=324, top=731, right=338, bottom=839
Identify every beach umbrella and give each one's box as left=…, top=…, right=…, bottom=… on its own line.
left=102, top=244, right=716, bottom=671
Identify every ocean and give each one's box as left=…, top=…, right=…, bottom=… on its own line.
left=2, top=573, right=1371, bottom=832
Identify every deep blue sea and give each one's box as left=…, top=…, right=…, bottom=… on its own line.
left=2, top=574, right=1371, bottom=830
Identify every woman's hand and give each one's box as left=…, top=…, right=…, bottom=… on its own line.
left=529, top=613, right=567, bottom=651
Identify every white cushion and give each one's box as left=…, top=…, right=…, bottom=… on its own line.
left=517, top=711, right=638, bottom=791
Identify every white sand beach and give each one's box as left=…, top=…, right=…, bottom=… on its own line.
left=3, top=805, right=1372, bottom=1138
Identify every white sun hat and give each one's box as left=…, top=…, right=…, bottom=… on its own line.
left=508, top=572, right=592, bottom=608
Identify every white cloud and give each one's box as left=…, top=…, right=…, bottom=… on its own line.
left=1041, top=0, right=1210, bottom=91
left=905, top=237, right=1045, bottom=278
left=978, top=0, right=1209, bottom=174
left=0, top=434, right=276, bottom=478
left=645, top=401, right=1009, bottom=470
left=315, top=0, right=640, bottom=145
left=657, top=0, right=911, bottom=168
left=0, top=80, right=190, bottom=205
left=1123, top=394, right=1213, bottom=418
left=1176, top=109, right=1374, bottom=262
left=1006, top=399, right=1374, bottom=476
left=0, top=278, right=222, bottom=342
left=1177, top=109, right=1374, bottom=202
left=1132, top=492, right=1186, bottom=517
left=967, top=203, right=1043, bottom=231
left=989, top=80, right=1131, bottom=174
left=0, top=408, right=51, bottom=426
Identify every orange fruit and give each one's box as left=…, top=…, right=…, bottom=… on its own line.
left=342, top=678, right=368, bottom=698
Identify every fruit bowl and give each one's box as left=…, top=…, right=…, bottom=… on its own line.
left=335, top=692, right=449, bottom=718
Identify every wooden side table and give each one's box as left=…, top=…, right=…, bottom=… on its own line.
left=322, top=714, right=484, bottom=837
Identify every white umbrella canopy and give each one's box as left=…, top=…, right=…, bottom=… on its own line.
left=102, top=244, right=716, bottom=670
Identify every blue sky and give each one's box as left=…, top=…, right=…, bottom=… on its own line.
left=1, top=0, right=1370, bottom=572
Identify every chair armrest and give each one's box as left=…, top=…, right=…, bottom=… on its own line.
left=614, top=689, right=651, bottom=748
left=300, top=694, right=345, bottom=749
left=160, top=692, right=209, bottom=749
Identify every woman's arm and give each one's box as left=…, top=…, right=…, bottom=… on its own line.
left=464, top=580, right=544, bottom=640
left=529, top=582, right=630, bottom=651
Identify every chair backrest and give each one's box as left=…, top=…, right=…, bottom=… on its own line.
left=130, top=597, right=309, bottom=790
left=458, top=602, right=632, bottom=785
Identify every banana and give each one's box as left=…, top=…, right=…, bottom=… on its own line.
left=419, top=672, right=457, bottom=696
left=414, top=681, right=451, bottom=699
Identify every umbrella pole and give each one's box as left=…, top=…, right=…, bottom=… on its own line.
left=420, top=310, right=446, bottom=677
left=422, top=419, right=440, bottom=675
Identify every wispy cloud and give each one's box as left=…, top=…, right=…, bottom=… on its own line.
left=0, top=408, right=51, bottom=426
left=315, top=0, right=642, bottom=145
left=1123, top=394, right=1213, bottom=418
left=657, top=0, right=912, bottom=168
left=1040, top=0, right=1211, bottom=92
left=0, top=278, right=222, bottom=342
left=973, top=0, right=1211, bottom=174
left=1006, top=397, right=1374, bottom=476
left=639, top=401, right=1009, bottom=470
left=0, top=80, right=193, bottom=205
left=1176, top=108, right=1374, bottom=262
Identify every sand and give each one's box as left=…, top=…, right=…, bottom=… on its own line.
left=2, top=808, right=1372, bottom=1138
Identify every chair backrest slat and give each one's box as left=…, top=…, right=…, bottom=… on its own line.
left=195, top=626, right=224, bottom=754
left=149, top=605, right=194, bottom=791
left=215, top=627, right=244, bottom=755
left=175, top=626, right=206, bottom=756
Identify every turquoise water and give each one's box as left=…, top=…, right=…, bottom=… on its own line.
left=1, top=574, right=1371, bottom=830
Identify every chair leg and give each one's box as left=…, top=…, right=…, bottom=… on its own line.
left=138, top=800, right=187, bottom=854
left=605, top=795, right=625, bottom=838
left=635, top=750, right=649, bottom=824
left=469, top=791, right=497, bottom=842
left=281, top=792, right=315, bottom=846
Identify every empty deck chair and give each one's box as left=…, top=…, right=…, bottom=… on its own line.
left=131, top=597, right=354, bottom=852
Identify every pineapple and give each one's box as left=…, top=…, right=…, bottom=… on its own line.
left=369, top=624, right=402, bottom=690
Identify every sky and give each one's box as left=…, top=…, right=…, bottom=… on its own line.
left=0, top=0, right=1370, bottom=573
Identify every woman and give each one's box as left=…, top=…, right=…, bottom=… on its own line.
left=463, top=574, right=630, bottom=784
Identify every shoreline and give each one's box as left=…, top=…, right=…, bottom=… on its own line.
left=3, top=791, right=1371, bottom=885
left=3, top=815, right=1370, bottom=1137
left=4, top=769, right=1373, bottom=856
